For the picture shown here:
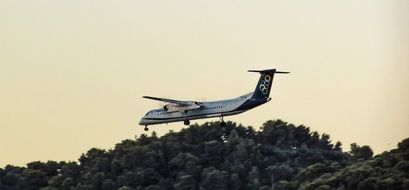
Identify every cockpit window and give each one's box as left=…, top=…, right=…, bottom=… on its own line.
left=145, top=112, right=150, bottom=116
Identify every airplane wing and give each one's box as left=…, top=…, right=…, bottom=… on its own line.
left=142, top=96, right=199, bottom=107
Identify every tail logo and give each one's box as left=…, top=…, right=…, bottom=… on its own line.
left=259, top=75, right=272, bottom=94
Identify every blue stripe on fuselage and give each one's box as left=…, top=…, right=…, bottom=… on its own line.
left=234, top=98, right=268, bottom=111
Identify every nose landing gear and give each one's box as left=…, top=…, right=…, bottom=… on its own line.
left=144, top=126, right=149, bottom=131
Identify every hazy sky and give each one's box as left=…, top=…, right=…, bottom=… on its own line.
left=1, top=0, right=408, bottom=167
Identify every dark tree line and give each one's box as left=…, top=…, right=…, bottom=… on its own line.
left=1, top=120, right=408, bottom=190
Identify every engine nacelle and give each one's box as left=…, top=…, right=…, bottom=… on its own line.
left=163, top=104, right=173, bottom=111
left=163, top=102, right=200, bottom=112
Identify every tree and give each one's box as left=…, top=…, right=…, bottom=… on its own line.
left=247, top=166, right=260, bottom=190
left=398, top=138, right=409, bottom=152
left=0, top=120, right=407, bottom=190
left=174, top=175, right=196, bottom=190
left=350, top=143, right=373, bottom=160
left=229, top=173, right=241, bottom=190
left=199, top=167, right=228, bottom=190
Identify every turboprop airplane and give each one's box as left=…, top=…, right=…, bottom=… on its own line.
left=139, top=69, right=289, bottom=131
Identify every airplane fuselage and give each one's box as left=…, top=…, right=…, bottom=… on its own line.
left=139, top=93, right=270, bottom=125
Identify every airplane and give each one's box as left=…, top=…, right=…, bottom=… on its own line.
left=139, top=69, right=289, bottom=131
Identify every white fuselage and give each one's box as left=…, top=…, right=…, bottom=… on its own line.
left=139, top=92, right=267, bottom=125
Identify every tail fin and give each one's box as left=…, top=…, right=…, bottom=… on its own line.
left=248, top=69, right=289, bottom=100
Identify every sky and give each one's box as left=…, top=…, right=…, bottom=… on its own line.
left=0, top=0, right=408, bottom=167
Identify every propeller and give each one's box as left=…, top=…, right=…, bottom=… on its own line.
left=198, top=97, right=207, bottom=102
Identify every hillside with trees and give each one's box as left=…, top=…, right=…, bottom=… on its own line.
left=1, top=120, right=408, bottom=190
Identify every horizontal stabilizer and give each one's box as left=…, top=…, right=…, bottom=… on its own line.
left=248, top=69, right=290, bottom=74
left=275, top=71, right=290, bottom=74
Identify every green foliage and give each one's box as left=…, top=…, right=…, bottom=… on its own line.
left=1, top=121, right=407, bottom=190
left=350, top=143, right=374, bottom=161
left=199, top=167, right=228, bottom=190
left=398, top=138, right=409, bottom=152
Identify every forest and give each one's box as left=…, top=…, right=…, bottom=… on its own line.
left=1, top=120, right=408, bottom=190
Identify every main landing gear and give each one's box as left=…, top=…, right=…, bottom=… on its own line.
left=144, top=126, right=149, bottom=131
left=184, top=120, right=190, bottom=125
left=220, top=116, right=227, bottom=127
left=182, top=112, right=190, bottom=126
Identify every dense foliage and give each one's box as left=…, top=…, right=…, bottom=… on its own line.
left=1, top=120, right=408, bottom=190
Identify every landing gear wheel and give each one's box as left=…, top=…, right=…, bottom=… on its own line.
left=144, top=126, right=149, bottom=131
left=219, top=116, right=227, bottom=127
left=184, top=120, right=190, bottom=126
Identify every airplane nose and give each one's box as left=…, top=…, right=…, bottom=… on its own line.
left=139, top=118, right=146, bottom=125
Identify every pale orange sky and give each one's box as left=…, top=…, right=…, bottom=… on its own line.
left=1, top=0, right=408, bottom=167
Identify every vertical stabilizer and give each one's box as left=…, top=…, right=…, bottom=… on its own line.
left=248, top=69, right=289, bottom=100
